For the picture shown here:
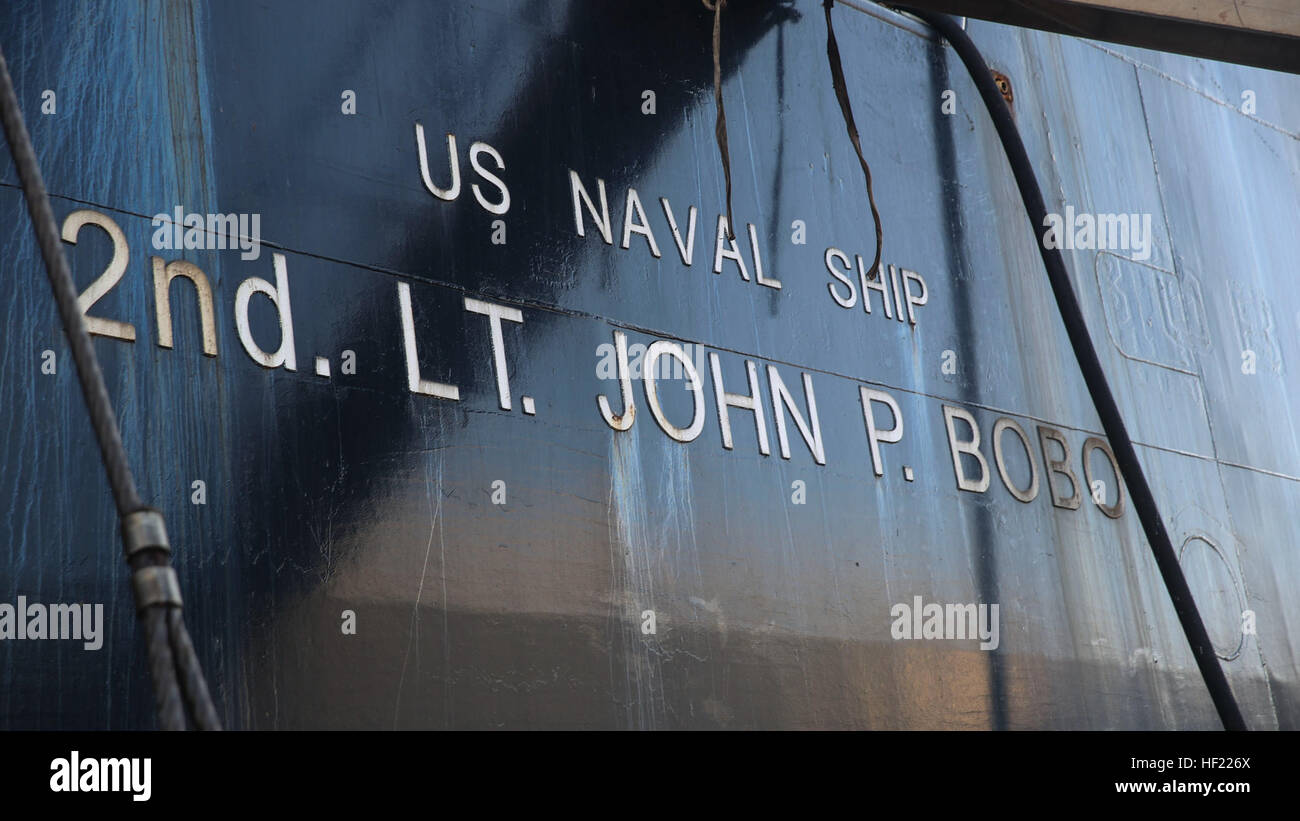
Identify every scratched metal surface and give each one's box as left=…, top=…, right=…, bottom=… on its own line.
left=0, top=0, right=1296, bottom=729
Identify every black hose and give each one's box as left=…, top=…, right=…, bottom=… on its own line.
left=0, top=45, right=220, bottom=731
left=890, top=6, right=1247, bottom=731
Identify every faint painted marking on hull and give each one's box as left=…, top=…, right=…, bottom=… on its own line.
left=1094, top=251, right=1204, bottom=374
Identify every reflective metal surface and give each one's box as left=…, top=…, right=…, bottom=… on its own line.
left=1, top=0, right=1298, bottom=729
left=894, top=0, right=1300, bottom=74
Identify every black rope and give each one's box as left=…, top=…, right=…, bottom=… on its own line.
left=890, top=6, right=1247, bottom=731
left=0, top=45, right=221, bottom=731
left=824, top=0, right=885, bottom=280
left=703, top=0, right=736, bottom=241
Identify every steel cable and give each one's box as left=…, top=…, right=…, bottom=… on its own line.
left=0, top=45, right=220, bottom=731
left=824, top=0, right=885, bottom=281
left=703, top=0, right=736, bottom=241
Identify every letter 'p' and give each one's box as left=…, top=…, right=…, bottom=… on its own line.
left=860, top=387, right=903, bottom=477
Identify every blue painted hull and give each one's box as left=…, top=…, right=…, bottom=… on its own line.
left=1, top=0, right=1297, bottom=729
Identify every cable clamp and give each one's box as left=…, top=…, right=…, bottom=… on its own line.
left=121, top=508, right=170, bottom=558
left=131, top=566, right=183, bottom=611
